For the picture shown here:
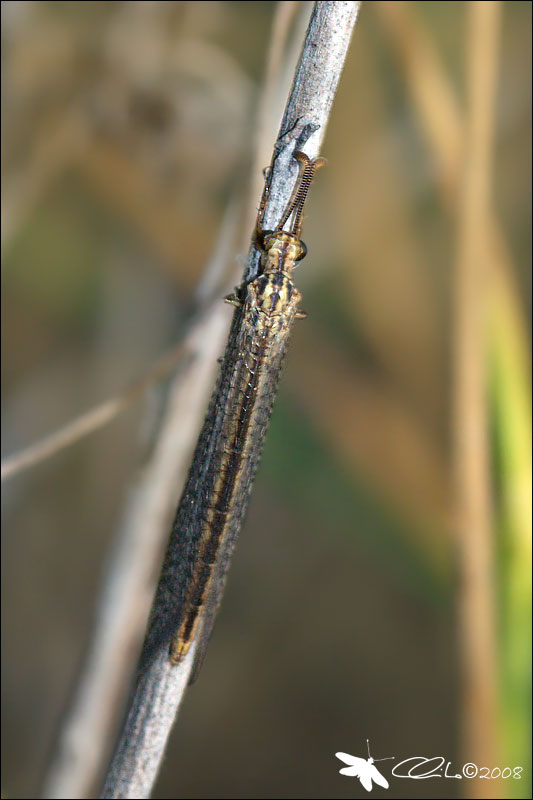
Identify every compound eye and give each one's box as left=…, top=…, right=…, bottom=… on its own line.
left=295, top=240, right=307, bottom=261
left=260, top=231, right=274, bottom=251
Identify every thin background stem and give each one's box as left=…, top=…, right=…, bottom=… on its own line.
left=39, top=198, right=241, bottom=800
left=1, top=343, right=187, bottom=482
left=41, top=5, right=307, bottom=797
left=375, top=4, right=530, bottom=791
left=453, top=3, right=501, bottom=796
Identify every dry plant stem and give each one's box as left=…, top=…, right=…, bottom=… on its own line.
left=246, top=1, right=360, bottom=282
left=3, top=3, right=303, bottom=487
left=101, top=4, right=359, bottom=799
left=453, top=3, right=501, bottom=795
left=41, top=2, right=301, bottom=795
left=42, top=2, right=303, bottom=793
left=38, top=309, right=228, bottom=799
left=247, top=0, right=304, bottom=238
left=1, top=344, right=187, bottom=482
left=377, top=5, right=528, bottom=787
left=40, top=199, right=241, bottom=800
left=375, top=1, right=528, bottom=370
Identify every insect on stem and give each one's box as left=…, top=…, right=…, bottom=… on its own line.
left=149, top=150, right=325, bottom=680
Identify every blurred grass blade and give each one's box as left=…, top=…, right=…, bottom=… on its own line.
left=489, top=280, right=532, bottom=799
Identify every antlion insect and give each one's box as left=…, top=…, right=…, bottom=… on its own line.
left=142, top=150, right=326, bottom=682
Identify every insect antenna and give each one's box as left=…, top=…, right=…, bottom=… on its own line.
left=278, top=151, right=327, bottom=237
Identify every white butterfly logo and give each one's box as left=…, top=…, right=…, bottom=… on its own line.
left=335, top=740, right=394, bottom=792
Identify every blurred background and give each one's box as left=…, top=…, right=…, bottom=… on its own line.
left=1, top=2, right=531, bottom=799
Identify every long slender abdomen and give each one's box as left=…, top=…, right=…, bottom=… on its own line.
left=170, top=289, right=294, bottom=664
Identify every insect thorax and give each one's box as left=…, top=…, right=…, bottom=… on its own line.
left=248, top=272, right=300, bottom=320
